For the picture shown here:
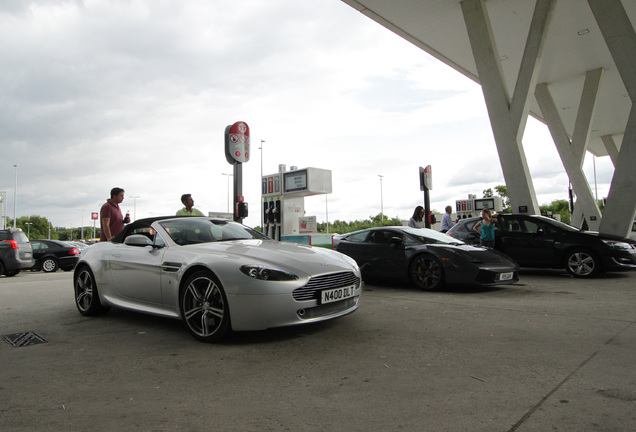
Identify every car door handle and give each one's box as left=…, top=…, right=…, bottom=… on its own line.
left=112, top=254, right=121, bottom=258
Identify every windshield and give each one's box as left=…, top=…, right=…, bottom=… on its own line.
left=159, top=218, right=269, bottom=245
left=402, top=227, right=465, bottom=245
left=533, top=216, right=580, bottom=232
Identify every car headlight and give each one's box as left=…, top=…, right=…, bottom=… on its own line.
left=446, top=248, right=481, bottom=263
left=240, top=265, right=299, bottom=281
left=602, top=240, right=634, bottom=250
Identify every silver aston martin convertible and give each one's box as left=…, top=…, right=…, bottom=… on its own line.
left=73, top=216, right=362, bottom=342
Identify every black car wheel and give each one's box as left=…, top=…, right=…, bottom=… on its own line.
left=180, top=271, right=231, bottom=342
left=74, top=266, right=110, bottom=315
left=565, top=249, right=600, bottom=278
left=41, top=257, right=59, bottom=273
left=409, top=254, right=445, bottom=291
left=5, top=269, right=20, bottom=277
left=0, top=260, right=5, bottom=276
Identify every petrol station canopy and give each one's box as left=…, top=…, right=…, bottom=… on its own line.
left=342, top=0, right=635, bottom=157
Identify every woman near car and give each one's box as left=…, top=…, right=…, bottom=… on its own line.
left=408, top=206, right=426, bottom=228
left=473, top=209, right=496, bottom=248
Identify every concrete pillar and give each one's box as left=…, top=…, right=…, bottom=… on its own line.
left=535, top=69, right=604, bottom=230
left=588, top=0, right=636, bottom=237
left=601, top=135, right=619, bottom=167
left=461, top=0, right=554, bottom=215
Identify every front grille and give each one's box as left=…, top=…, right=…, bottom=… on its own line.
left=293, top=271, right=360, bottom=301
left=298, top=297, right=358, bottom=319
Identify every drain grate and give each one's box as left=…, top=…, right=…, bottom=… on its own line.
left=3, top=331, right=48, bottom=348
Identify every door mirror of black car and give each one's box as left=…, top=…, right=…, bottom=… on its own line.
left=389, top=237, right=403, bottom=247
left=124, top=234, right=154, bottom=247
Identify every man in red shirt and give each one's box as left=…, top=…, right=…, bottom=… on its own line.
left=100, top=187, right=128, bottom=241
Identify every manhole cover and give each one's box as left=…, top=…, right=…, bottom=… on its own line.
left=3, top=331, right=48, bottom=348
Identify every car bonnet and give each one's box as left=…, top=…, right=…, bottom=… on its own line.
left=185, top=239, right=358, bottom=276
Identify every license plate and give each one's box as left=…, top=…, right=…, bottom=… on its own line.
left=498, top=272, right=514, bottom=281
left=321, top=285, right=356, bottom=304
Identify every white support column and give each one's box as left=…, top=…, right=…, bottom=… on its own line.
left=461, top=0, right=554, bottom=215
left=534, top=69, right=604, bottom=230
left=601, top=135, right=619, bottom=166
left=588, top=0, right=636, bottom=237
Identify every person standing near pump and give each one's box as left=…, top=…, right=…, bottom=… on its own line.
left=440, top=205, right=455, bottom=233
left=408, top=206, right=426, bottom=228
left=100, top=187, right=129, bottom=241
left=176, top=194, right=205, bottom=216
left=473, top=209, right=497, bottom=248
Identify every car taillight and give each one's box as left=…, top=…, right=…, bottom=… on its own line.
left=69, top=247, right=80, bottom=255
left=2, top=240, right=19, bottom=249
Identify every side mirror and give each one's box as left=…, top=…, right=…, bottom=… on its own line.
left=124, top=234, right=153, bottom=247
left=389, top=237, right=403, bottom=247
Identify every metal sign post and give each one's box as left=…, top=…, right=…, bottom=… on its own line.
left=224, top=121, right=250, bottom=223
left=419, top=165, right=433, bottom=228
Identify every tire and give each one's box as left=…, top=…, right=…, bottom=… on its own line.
left=5, top=269, right=20, bottom=277
left=41, top=257, right=59, bottom=273
left=565, top=249, right=600, bottom=278
left=409, top=254, right=445, bottom=291
left=180, top=271, right=231, bottom=342
left=0, top=260, right=5, bottom=276
left=74, top=266, right=110, bottom=316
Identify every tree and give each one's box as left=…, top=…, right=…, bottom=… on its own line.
left=15, top=215, right=57, bottom=240
left=540, top=200, right=571, bottom=224
left=317, top=213, right=404, bottom=234
left=483, top=185, right=511, bottom=213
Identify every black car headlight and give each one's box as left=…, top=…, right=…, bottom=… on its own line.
left=446, top=248, right=481, bottom=263
left=602, top=240, right=634, bottom=250
left=240, top=265, right=299, bottom=281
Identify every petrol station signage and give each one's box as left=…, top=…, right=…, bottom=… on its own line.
left=224, top=121, right=250, bottom=164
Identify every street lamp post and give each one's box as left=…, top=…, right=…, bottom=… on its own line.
left=378, top=175, right=384, bottom=223
left=259, top=139, right=265, bottom=231
left=25, top=222, right=32, bottom=239
left=129, top=196, right=140, bottom=220
left=221, top=173, right=233, bottom=213
left=13, top=164, right=18, bottom=229
left=80, top=209, right=85, bottom=240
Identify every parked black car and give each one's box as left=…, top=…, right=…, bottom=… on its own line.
left=447, top=214, right=636, bottom=278
left=0, top=228, right=35, bottom=277
left=30, top=239, right=80, bottom=272
left=335, top=226, right=518, bottom=291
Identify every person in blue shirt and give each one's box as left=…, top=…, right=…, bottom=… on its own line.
left=473, top=209, right=497, bottom=247
left=440, top=205, right=455, bottom=233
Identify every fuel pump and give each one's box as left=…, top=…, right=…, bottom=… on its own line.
left=261, top=166, right=332, bottom=242
left=274, top=199, right=282, bottom=240
left=263, top=198, right=270, bottom=236
left=268, top=200, right=276, bottom=238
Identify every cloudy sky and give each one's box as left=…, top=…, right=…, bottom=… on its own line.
left=0, top=0, right=614, bottom=231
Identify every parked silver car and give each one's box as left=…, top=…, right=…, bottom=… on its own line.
left=73, top=216, right=362, bottom=342
left=0, top=228, right=34, bottom=277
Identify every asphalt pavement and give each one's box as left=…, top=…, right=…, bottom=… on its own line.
left=1, top=269, right=635, bottom=432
